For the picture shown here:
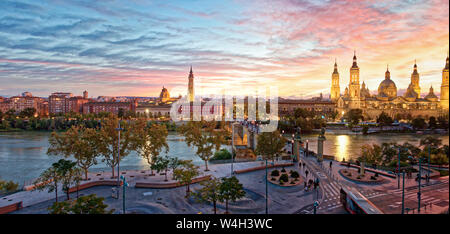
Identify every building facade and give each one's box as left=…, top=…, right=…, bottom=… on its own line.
left=82, top=100, right=138, bottom=115
left=335, top=53, right=449, bottom=120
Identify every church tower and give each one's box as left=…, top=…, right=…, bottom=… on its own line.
left=410, top=60, right=421, bottom=98
left=441, top=53, right=449, bottom=109
left=188, top=66, right=195, bottom=102
left=330, top=59, right=340, bottom=102
left=348, top=51, right=361, bottom=109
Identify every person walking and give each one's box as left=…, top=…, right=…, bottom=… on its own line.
left=329, top=161, right=332, bottom=169
left=305, top=170, right=309, bottom=179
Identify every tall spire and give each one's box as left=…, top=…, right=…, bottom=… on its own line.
left=445, top=51, right=449, bottom=70
left=385, top=64, right=390, bottom=79
left=352, top=50, right=358, bottom=68
left=333, top=58, right=338, bottom=74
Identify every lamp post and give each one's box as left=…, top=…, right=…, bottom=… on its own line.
left=418, top=158, right=422, bottom=213
left=397, top=147, right=401, bottom=189
left=116, top=122, right=123, bottom=195
left=401, top=170, right=405, bottom=214
left=265, top=158, right=268, bottom=214
left=120, top=175, right=128, bottom=214
left=306, top=140, right=309, bottom=157
left=427, top=146, right=431, bottom=182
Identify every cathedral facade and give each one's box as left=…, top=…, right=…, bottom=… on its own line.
left=333, top=53, right=449, bottom=120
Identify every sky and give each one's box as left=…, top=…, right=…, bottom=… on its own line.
left=0, top=0, right=448, bottom=99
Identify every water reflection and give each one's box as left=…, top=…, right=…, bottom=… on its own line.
left=0, top=131, right=448, bottom=185
left=336, top=135, right=349, bottom=162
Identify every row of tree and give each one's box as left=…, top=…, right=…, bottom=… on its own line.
left=358, top=136, right=449, bottom=168
left=279, top=108, right=327, bottom=134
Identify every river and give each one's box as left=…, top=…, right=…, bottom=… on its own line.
left=0, top=131, right=448, bottom=185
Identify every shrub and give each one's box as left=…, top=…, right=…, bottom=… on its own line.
left=356, top=176, right=361, bottom=179
left=271, top=170, right=280, bottom=177
left=279, top=174, right=289, bottom=183
left=211, top=149, right=232, bottom=160
left=271, top=177, right=276, bottom=181
left=281, top=168, right=286, bottom=173
left=375, top=172, right=379, bottom=177
left=370, top=176, right=377, bottom=180
left=290, top=181, right=295, bottom=185
left=290, top=171, right=300, bottom=179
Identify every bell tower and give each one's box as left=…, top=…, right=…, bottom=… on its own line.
left=348, top=51, right=361, bottom=109
left=441, top=53, right=449, bottom=109
left=330, top=59, right=340, bottom=102
left=411, top=60, right=421, bottom=98
left=188, top=66, right=195, bottom=103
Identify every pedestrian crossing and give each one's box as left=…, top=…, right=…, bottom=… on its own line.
left=318, top=181, right=385, bottom=210
left=389, top=188, right=444, bottom=206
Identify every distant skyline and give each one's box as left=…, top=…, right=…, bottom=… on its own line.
left=0, top=0, right=449, bottom=98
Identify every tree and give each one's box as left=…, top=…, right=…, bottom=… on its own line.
left=178, top=120, right=228, bottom=171
left=47, top=126, right=100, bottom=180
left=34, top=162, right=63, bottom=202
left=153, top=156, right=170, bottom=181
left=0, top=179, right=19, bottom=194
left=345, top=109, right=364, bottom=125
left=49, top=194, right=114, bottom=214
left=193, top=177, right=221, bottom=214
left=136, top=121, right=169, bottom=175
left=412, top=117, right=426, bottom=130
left=255, top=130, right=287, bottom=162
left=97, top=116, right=144, bottom=178
left=359, top=144, right=382, bottom=165
left=428, top=116, right=437, bottom=129
left=377, top=112, right=393, bottom=126
left=218, top=176, right=246, bottom=214
left=169, top=157, right=184, bottom=180
left=173, top=160, right=200, bottom=197
left=19, top=107, right=36, bottom=118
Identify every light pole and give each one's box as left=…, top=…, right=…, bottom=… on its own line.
left=418, top=157, right=422, bottom=213
left=116, top=122, right=123, bottom=195
left=265, top=158, right=268, bottom=214
left=120, top=175, right=128, bottom=214
left=306, top=140, right=309, bottom=157
left=427, top=146, right=431, bottom=182
left=397, top=147, right=401, bottom=189
left=401, top=170, right=405, bottom=214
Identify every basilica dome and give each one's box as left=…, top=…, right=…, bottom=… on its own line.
left=159, top=86, right=170, bottom=102
left=425, top=86, right=438, bottom=102
left=404, top=84, right=418, bottom=102
left=378, top=67, right=397, bottom=99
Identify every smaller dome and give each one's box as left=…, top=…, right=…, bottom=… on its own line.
left=159, top=86, right=170, bottom=102
left=425, top=86, right=438, bottom=101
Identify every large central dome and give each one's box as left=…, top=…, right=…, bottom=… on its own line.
left=378, top=67, right=397, bottom=99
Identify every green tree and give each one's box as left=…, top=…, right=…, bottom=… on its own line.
left=255, top=130, right=287, bottom=163
left=218, top=176, right=246, bottom=214
left=412, top=117, right=426, bottom=130
left=49, top=194, right=114, bottom=214
left=193, top=177, right=221, bottom=214
left=169, top=157, right=184, bottom=180
left=428, top=116, right=438, bottom=129
left=136, top=121, right=169, bottom=175
left=47, top=126, right=100, bottom=180
left=97, top=116, right=144, bottom=177
left=345, top=109, right=364, bottom=125
left=377, top=112, right=393, bottom=126
left=178, top=120, right=228, bottom=171
left=173, top=160, right=200, bottom=197
left=0, top=179, right=19, bottom=194
left=153, top=155, right=170, bottom=181
left=34, top=161, right=63, bottom=202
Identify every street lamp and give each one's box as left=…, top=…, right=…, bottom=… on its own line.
left=120, top=175, right=129, bottom=214
left=427, top=146, right=431, bottom=183
left=401, top=170, right=405, bottom=214
left=397, top=147, right=402, bottom=189
left=116, top=122, right=124, bottom=194
left=418, top=157, right=423, bottom=213
left=265, top=157, right=268, bottom=214
left=306, top=140, right=309, bottom=158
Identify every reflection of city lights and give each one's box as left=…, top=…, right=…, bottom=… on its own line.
left=336, top=135, right=349, bottom=162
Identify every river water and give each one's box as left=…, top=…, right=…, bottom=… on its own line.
left=0, top=131, right=448, bottom=185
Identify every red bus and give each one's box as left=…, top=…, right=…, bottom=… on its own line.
left=340, top=187, right=383, bottom=214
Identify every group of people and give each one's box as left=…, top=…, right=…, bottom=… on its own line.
left=298, top=160, right=320, bottom=191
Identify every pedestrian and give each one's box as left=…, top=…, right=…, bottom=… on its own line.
left=305, top=170, right=309, bottom=178
left=329, top=161, right=332, bottom=169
